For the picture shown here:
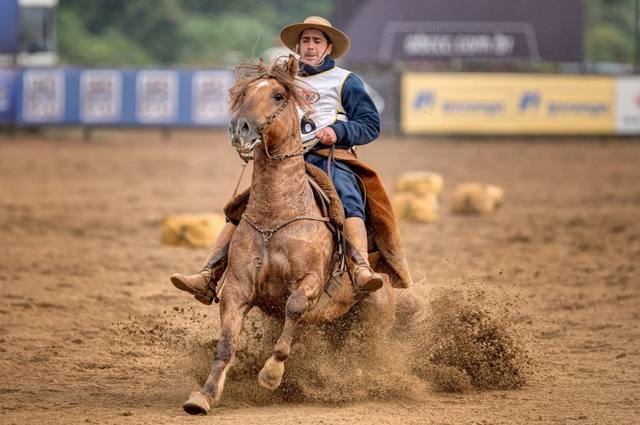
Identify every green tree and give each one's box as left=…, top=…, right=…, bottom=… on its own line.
left=57, top=0, right=332, bottom=66
left=584, top=0, right=636, bottom=63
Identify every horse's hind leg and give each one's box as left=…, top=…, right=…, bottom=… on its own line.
left=258, top=273, right=320, bottom=390
left=183, top=280, right=252, bottom=415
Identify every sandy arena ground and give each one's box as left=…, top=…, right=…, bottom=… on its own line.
left=1, top=129, right=639, bottom=424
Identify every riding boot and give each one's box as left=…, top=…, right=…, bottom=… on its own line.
left=344, top=217, right=384, bottom=292
left=170, top=222, right=236, bottom=304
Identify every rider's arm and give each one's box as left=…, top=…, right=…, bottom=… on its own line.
left=329, top=73, right=380, bottom=148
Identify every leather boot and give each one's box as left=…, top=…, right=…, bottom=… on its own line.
left=345, top=217, right=384, bottom=292
left=170, top=222, right=236, bottom=304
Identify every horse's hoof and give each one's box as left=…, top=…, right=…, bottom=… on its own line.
left=182, top=391, right=211, bottom=415
left=258, top=357, right=284, bottom=390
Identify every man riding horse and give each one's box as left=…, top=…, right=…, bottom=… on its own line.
left=171, top=16, right=411, bottom=301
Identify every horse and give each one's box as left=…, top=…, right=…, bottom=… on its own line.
left=182, top=55, right=414, bottom=415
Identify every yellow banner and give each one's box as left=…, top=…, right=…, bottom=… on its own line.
left=401, top=73, right=615, bottom=134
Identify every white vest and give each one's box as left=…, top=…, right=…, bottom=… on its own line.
left=297, top=67, right=351, bottom=142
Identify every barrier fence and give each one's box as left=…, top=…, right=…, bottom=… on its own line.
left=0, top=67, right=639, bottom=135
left=401, top=73, right=616, bottom=135
left=12, top=68, right=233, bottom=126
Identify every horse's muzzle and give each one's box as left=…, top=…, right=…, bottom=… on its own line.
left=229, top=117, right=262, bottom=159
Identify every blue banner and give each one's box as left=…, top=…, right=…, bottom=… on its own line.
left=17, top=68, right=234, bottom=127
left=0, top=69, right=18, bottom=124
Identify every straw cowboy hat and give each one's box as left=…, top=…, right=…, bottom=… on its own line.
left=280, top=16, right=351, bottom=59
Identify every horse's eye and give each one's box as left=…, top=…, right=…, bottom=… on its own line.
left=273, top=93, right=284, bottom=102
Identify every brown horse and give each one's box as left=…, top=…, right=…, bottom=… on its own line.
left=182, top=55, right=409, bottom=415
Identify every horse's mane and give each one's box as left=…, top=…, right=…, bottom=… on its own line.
left=229, top=56, right=317, bottom=114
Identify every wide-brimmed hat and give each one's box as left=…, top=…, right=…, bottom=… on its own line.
left=279, top=16, right=350, bottom=59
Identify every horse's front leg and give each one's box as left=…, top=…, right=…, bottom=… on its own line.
left=258, top=272, right=320, bottom=390
left=183, top=276, right=253, bottom=415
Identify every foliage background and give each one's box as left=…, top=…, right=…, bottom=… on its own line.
left=56, top=0, right=637, bottom=66
left=56, top=0, right=332, bottom=66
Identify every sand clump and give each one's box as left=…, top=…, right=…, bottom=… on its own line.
left=160, top=213, right=227, bottom=248
left=450, top=183, right=504, bottom=215
left=418, top=288, right=530, bottom=391
left=393, top=171, right=443, bottom=223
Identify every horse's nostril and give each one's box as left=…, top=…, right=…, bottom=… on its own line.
left=240, top=120, right=251, bottom=136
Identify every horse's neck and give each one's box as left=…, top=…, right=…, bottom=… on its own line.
left=246, top=138, right=312, bottom=224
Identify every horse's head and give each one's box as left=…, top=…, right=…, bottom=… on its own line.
left=228, top=55, right=314, bottom=160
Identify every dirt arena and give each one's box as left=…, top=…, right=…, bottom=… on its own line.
left=1, top=129, right=639, bottom=424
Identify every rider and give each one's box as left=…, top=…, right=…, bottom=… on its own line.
left=170, top=16, right=385, bottom=302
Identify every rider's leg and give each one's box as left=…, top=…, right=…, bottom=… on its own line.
left=344, top=216, right=384, bottom=292
left=170, top=222, right=236, bottom=302
left=325, top=161, right=383, bottom=292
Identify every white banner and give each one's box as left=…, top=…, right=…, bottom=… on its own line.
left=22, top=70, right=64, bottom=122
left=80, top=70, right=121, bottom=123
left=191, top=71, right=232, bottom=124
left=616, top=77, right=640, bottom=134
left=136, top=71, right=178, bottom=123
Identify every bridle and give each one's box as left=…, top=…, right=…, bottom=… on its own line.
left=234, top=75, right=319, bottom=162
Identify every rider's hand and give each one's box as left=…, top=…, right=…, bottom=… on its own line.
left=316, top=127, right=337, bottom=145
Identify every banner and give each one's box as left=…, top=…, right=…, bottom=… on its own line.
left=615, top=77, right=640, bottom=134
left=191, top=71, right=233, bottom=125
left=401, top=73, right=615, bottom=134
left=22, top=70, right=65, bottom=123
left=336, top=0, right=582, bottom=62
left=136, top=71, right=178, bottom=123
left=80, top=70, right=122, bottom=123
left=0, top=69, right=17, bottom=124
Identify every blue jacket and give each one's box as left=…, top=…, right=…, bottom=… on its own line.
left=300, top=57, right=381, bottom=149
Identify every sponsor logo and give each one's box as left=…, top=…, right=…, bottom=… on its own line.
left=442, top=100, right=504, bottom=115
left=80, top=71, right=121, bottom=122
left=403, top=33, right=515, bottom=57
left=518, top=92, right=608, bottom=116
left=413, top=91, right=436, bottom=110
left=23, top=71, right=64, bottom=122
left=301, top=89, right=319, bottom=105
left=192, top=71, right=231, bottom=124
left=547, top=101, right=608, bottom=116
left=137, top=71, right=178, bottom=123
left=519, top=92, right=541, bottom=112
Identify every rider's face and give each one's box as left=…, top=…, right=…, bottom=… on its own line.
left=298, top=29, right=333, bottom=66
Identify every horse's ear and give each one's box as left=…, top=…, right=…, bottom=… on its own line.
left=258, top=57, right=265, bottom=65
left=287, top=54, right=298, bottom=78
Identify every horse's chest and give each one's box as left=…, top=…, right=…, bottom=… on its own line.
left=255, top=244, right=318, bottom=293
